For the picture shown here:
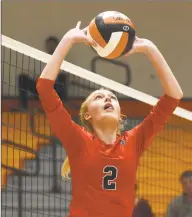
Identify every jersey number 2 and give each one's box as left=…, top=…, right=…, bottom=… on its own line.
left=102, top=166, right=118, bottom=190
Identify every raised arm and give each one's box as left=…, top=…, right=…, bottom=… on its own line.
left=36, top=22, right=94, bottom=152
left=40, top=21, right=94, bottom=80
left=128, top=37, right=183, bottom=99
left=128, top=37, right=183, bottom=157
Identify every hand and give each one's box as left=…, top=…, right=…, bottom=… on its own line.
left=65, top=21, right=95, bottom=46
left=126, top=37, right=155, bottom=56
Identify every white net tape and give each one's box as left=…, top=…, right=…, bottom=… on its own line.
left=2, top=34, right=192, bottom=121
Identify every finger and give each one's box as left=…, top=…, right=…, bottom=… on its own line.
left=87, top=38, right=97, bottom=46
left=124, top=47, right=136, bottom=56
left=134, top=36, right=139, bottom=40
left=83, top=37, right=97, bottom=47
left=76, top=21, right=81, bottom=29
left=132, top=36, right=138, bottom=45
left=124, top=51, right=131, bottom=57
left=82, top=26, right=88, bottom=34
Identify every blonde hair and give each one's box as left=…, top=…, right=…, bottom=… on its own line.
left=61, top=99, right=89, bottom=180
left=61, top=90, right=126, bottom=180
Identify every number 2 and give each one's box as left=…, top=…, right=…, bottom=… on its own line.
left=102, top=166, right=118, bottom=190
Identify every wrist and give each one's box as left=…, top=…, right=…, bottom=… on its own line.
left=145, top=41, right=158, bottom=56
left=145, top=42, right=164, bottom=67
left=62, top=32, right=76, bottom=45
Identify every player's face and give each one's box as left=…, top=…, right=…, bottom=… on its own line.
left=85, top=90, right=120, bottom=127
left=181, top=176, right=192, bottom=195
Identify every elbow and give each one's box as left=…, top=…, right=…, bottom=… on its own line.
left=174, top=80, right=184, bottom=99
left=171, top=91, right=183, bottom=100
left=178, top=90, right=184, bottom=99
left=167, top=89, right=183, bottom=100
left=170, top=85, right=183, bottom=100
left=176, top=88, right=184, bottom=100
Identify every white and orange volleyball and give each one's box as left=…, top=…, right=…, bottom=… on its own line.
left=87, top=11, right=136, bottom=59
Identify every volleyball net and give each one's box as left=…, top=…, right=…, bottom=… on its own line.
left=1, top=35, right=192, bottom=217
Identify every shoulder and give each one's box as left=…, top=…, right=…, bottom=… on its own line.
left=169, top=194, right=184, bottom=206
left=75, top=125, right=94, bottom=140
left=82, top=127, right=94, bottom=137
left=65, top=125, right=94, bottom=154
left=66, top=123, right=94, bottom=144
left=124, top=127, right=137, bottom=137
left=123, top=126, right=140, bottom=141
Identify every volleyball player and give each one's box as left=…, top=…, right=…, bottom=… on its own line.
left=36, top=21, right=183, bottom=217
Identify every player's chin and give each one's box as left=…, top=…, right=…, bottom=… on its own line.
left=101, top=112, right=119, bottom=122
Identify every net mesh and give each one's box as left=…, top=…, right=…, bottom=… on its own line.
left=1, top=35, right=192, bottom=217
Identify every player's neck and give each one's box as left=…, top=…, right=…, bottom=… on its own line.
left=94, top=127, right=117, bottom=145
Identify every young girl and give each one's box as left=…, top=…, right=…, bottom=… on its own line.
left=36, top=21, right=183, bottom=217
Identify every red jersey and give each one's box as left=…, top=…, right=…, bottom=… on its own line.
left=37, top=78, right=180, bottom=217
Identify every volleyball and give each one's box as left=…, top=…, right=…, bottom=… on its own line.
left=87, top=11, right=136, bottom=59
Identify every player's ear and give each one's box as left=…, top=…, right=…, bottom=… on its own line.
left=84, top=112, right=92, bottom=121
